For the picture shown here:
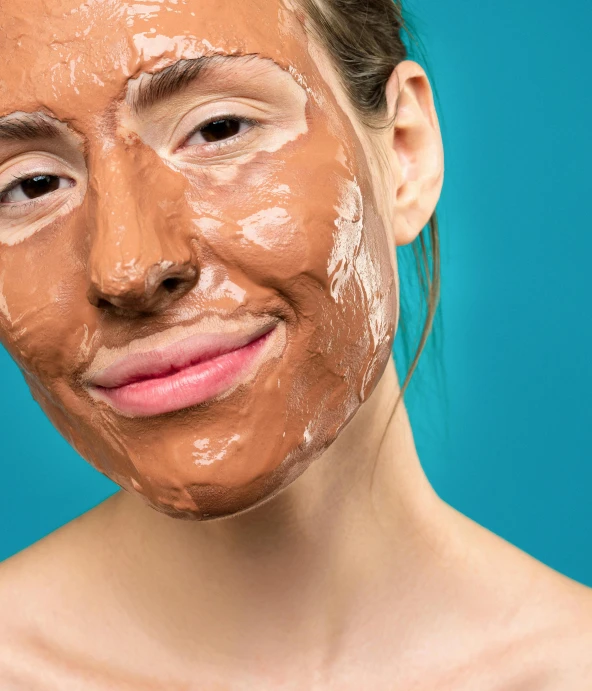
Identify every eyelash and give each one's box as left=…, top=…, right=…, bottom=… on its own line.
left=180, top=115, right=261, bottom=153
left=0, top=173, right=53, bottom=207
left=0, top=115, right=260, bottom=208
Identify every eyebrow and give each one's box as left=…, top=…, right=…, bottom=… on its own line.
left=0, top=55, right=280, bottom=138
left=0, top=112, right=63, bottom=142
left=129, top=54, right=263, bottom=115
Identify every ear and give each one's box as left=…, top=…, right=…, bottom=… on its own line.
left=385, top=61, right=444, bottom=247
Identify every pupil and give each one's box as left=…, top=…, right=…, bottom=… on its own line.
left=201, top=119, right=241, bottom=143
left=21, top=175, right=60, bottom=199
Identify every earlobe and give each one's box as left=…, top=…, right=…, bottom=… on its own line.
left=386, top=61, right=444, bottom=247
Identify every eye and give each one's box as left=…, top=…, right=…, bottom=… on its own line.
left=0, top=174, right=73, bottom=204
left=185, top=117, right=255, bottom=148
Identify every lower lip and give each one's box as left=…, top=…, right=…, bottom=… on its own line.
left=91, top=328, right=276, bottom=418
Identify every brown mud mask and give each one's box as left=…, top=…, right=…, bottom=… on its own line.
left=0, top=0, right=397, bottom=518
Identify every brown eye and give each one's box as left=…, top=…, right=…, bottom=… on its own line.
left=20, top=175, right=61, bottom=199
left=199, top=119, right=242, bottom=143
left=0, top=175, right=72, bottom=204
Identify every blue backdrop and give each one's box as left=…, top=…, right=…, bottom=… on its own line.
left=1, top=0, right=591, bottom=586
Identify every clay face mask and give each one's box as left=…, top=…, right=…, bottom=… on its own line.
left=0, top=0, right=397, bottom=518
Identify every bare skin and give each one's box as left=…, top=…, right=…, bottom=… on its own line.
left=1, top=362, right=592, bottom=690
left=0, top=0, right=591, bottom=688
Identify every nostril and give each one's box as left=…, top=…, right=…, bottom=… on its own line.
left=88, top=267, right=198, bottom=313
left=162, top=277, right=183, bottom=293
left=95, top=297, right=113, bottom=310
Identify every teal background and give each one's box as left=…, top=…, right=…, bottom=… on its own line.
left=1, top=0, right=591, bottom=585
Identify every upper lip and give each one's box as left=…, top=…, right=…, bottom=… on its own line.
left=85, top=320, right=278, bottom=390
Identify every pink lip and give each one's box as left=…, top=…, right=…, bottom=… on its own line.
left=87, top=324, right=277, bottom=417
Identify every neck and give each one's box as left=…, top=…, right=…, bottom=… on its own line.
left=104, top=359, right=454, bottom=672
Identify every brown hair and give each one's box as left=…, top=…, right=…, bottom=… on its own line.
left=299, top=0, right=441, bottom=410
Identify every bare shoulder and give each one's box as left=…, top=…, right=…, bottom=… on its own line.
left=0, top=496, right=180, bottom=691
left=0, top=497, right=113, bottom=619
left=0, top=547, right=40, bottom=690
left=434, top=573, right=592, bottom=691
left=0, top=535, right=68, bottom=689
left=536, top=577, right=592, bottom=685
left=436, top=509, right=592, bottom=690
left=0, top=497, right=122, bottom=690
left=0, top=519, right=79, bottom=621
left=485, top=552, right=592, bottom=689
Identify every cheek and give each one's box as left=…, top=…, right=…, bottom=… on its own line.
left=0, top=222, right=94, bottom=385
left=189, top=152, right=336, bottom=291
left=187, top=145, right=396, bottom=392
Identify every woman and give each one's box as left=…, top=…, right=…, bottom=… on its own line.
left=0, top=0, right=590, bottom=687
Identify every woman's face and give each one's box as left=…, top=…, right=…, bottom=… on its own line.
left=0, top=0, right=398, bottom=518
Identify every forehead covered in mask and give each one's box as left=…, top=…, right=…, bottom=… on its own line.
left=0, top=0, right=334, bottom=124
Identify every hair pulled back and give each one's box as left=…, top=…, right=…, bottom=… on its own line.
left=300, top=0, right=441, bottom=406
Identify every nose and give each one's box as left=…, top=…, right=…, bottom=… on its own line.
left=86, top=140, right=199, bottom=314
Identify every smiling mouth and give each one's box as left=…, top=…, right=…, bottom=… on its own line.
left=86, top=322, right=282, bottom=418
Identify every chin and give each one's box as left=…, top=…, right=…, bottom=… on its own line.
left=124, top=440, right=328, bottom=521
